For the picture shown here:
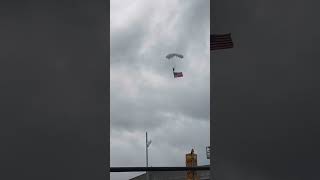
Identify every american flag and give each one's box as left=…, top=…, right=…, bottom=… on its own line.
left=174, top=72, right=183, bottom=78
left=210, top=33, right=233, bottom=50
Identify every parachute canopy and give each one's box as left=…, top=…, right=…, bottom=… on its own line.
left=166, top=53, right=184, bottom=59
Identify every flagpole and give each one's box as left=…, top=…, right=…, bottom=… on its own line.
left=146, top=131, right=149, bottom=180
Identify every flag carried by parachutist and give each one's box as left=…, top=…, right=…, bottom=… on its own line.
left=210, top=33, right=233, bottom=50
left=174, top=72, right=183, bottom=78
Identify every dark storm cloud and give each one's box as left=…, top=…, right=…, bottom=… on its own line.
left=212, top=0, right=320, bottom=179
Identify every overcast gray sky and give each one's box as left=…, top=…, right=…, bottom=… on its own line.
left=110, top=0, right=210, bottom=179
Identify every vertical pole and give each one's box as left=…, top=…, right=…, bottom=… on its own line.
left=192, top=152, right=195, bottom=180
left=146, top=131, right=149, bottom=180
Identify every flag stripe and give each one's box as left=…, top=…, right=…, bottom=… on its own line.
left=210, top=33, right=231, bottom=38
left=211, top=45, right=233, bottom=48
left=211, top=47, right=233, bottom=50
left=211, top=39, right=233, bottom=43
left=211, top=42, right=233, bottom=46
left=211, top=37, right=232, bottom=41
left=212, top=41, right=231, bottom=44
left=210, top=43, right=233, bottom=47
left=211, top=44, right=234, bottom=48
